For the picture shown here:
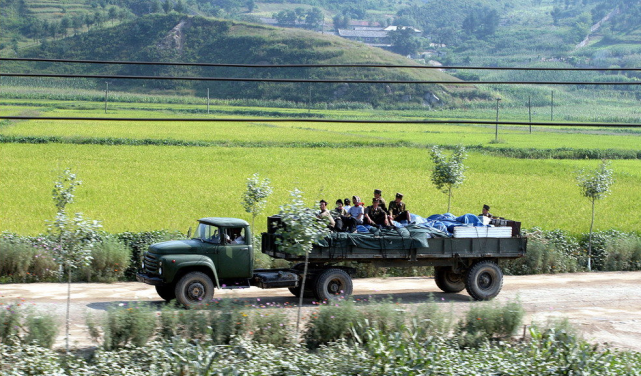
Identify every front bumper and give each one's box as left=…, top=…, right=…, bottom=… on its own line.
left=136, top=272, right=165, bottom=286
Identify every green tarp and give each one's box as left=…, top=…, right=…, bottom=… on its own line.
left=315, top=225, right=446, bottom=250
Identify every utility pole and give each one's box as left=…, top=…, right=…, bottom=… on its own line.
left=104, top=82, right=109, bottom=114
left=495, top=98, right=501, bottom=141
left=550, top=90, right=554, bottom=121
left=528, top=96, right=532, bottom=134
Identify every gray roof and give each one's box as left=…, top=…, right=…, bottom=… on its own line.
left=337, top=29, right=389, bottom=38
left=199, top=217, right=249, bottom=227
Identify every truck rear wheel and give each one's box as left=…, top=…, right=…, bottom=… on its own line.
left=288, top=285, right=313, bottom=298
left=313, top=269, right=353, bottom=302
left=465, top=260, right=503, bottom=301
left=434, top=266, right=465, bottom=293
left=155, top=285, right=176, bottom=301
left=175, top=272, right=215, bottom=306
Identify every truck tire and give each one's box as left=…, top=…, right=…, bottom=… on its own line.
left=155, top=285, right=176, bottom=301
left=465, top=260, right=503, bottom=301
left=312, top=269, right=353, bottom=302
left=288, top=285, right=313, bottom=298
left=434, top=266, right=465, bottom=293
left=174, top=272, right=215, bottom=306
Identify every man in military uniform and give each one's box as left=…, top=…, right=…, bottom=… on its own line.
left=387, top=192, right=411, bottom=223
left=364, top=198, right=390, bottom=227
left=480, top=204, right=492, bottom=218
left=373, top=189, right=387, bottom=212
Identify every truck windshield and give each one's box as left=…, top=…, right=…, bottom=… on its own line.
left=196, top=223, right=221, bottom=244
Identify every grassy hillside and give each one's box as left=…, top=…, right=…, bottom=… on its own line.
left=4, top=13, right=484, bottom=106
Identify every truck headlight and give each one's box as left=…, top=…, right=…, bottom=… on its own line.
left=158, top=267, right=163, bottom=275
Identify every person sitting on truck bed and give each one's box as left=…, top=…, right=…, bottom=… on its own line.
left=480, top=204, right=492, bottom=218
left=365, top=197, right=390, bottom=228
left=332, top=199, right=347, bottom=232
left=317, top=200, right=336, bottom=230
left=373, top=189, right=388, bottom=212
left=344, top=196, right=365, bottom=233
left=388, top=192, right=411, bottom=223
left=343, top=197, right=352, bottom=213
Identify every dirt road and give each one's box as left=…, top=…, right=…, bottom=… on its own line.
left=2, top=271, right=640, bottom=352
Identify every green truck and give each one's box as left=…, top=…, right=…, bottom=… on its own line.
left=137, top=217, right=527, bottom=306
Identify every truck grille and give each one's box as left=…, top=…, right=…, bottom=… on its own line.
left=144, top=253, right=160, bottom=274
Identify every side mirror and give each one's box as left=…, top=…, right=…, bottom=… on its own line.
left=187, top=227, right=192, bottom=239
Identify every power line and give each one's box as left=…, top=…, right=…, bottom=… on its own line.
left=2, top=115, right=640, bottom=128
left=2, top=57, right=641, bottom=71
left=2, top=72, right=639, bottom=85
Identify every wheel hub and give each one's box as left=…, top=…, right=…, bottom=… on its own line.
left=187, top=282, right=205, bottom=300
left=478, top=272, right=492, bottom=289
left=328, top=280, right=342, bottom=294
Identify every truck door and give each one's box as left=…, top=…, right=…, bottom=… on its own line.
left=197, top=224, right=222, bottom=270
left=217, top=227, right=252, bottom=279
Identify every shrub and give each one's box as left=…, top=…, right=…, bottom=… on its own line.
left=0, top=303, right=58, bottom=348
left=101, top=303, right=157, bottom=350
left=408, top=296, right=453, bottom=338
left=304, top=299, right=364, bottom=349
left=456, top=298, right=524, bottom=348
left=0, top=235, right=57, bottom=283
left=602, top=234, right=641, bottom=271
left=208, top=298, right=250, bottom=345
left=503, top=228, right=582, bottom=275
left=23, top=313, right=59, bottom=349
left=251, top=309, right=290, bottom=346
left=579, top=230, right=637, bottom=271
left=0, top=239, right=33, bottom=283
left=78, top=237, right=131, bottom=282
left=361, top=297, right=406, bottom=335
left=0, top=303, right=21, bottom=345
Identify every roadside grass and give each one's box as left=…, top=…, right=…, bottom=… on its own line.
left=1, top=144, right=639, bottom=234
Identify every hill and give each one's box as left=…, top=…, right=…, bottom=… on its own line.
left=7, top=13, right=484, bottom=106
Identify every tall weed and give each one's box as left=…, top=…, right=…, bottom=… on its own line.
left=456, top=298, right=524, bottom=348
left=251, top=309, right=290, bottom=346
left=78, top=237, right=131, bottom=282
left=101, top=303, right=156, bottom=350
left=304, top=299, right=364, bottom=349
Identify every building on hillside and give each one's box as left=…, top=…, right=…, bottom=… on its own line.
left=336, top=25, right=422, bottom=49
left=336, top=29, right=391, bottom=47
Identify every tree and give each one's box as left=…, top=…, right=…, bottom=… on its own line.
left=576, top=160, right=614, bottom=271
left=429, top=145, right=467, bottom=213
left=306, top=7, right=324, bottom=29
left=162, top=0, right=173, bottom=14
left=241, top=172, right=273, bottom=230
left=274, top=9, right=297, bottom=25
left=388, top=27, right=421, bottom=56
left=276, top=188, right=330, bottom=337
left=174, top=0, right=187, bottom=13
left=333, top=14, right=351, bottom=29
left=47, top=169, right=101, bottom=353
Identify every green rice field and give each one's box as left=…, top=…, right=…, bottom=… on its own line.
left=1, top=91, right=640, bottom=235
left=1, top=144, right=639, bottom=235
left=2, top=102, right=641, bottom=150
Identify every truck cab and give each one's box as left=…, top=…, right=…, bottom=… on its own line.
left=137, top=217, right=253, bottom=305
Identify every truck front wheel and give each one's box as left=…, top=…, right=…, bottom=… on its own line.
left=434, top=266, right=465, bottom=293
left=155, top=285, right=176, bottom=301
left=465, top=260, right=503, bottom=301
left=313, top=269, right=353, bottom=302
left=175, top=272, right=215, bottom=306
